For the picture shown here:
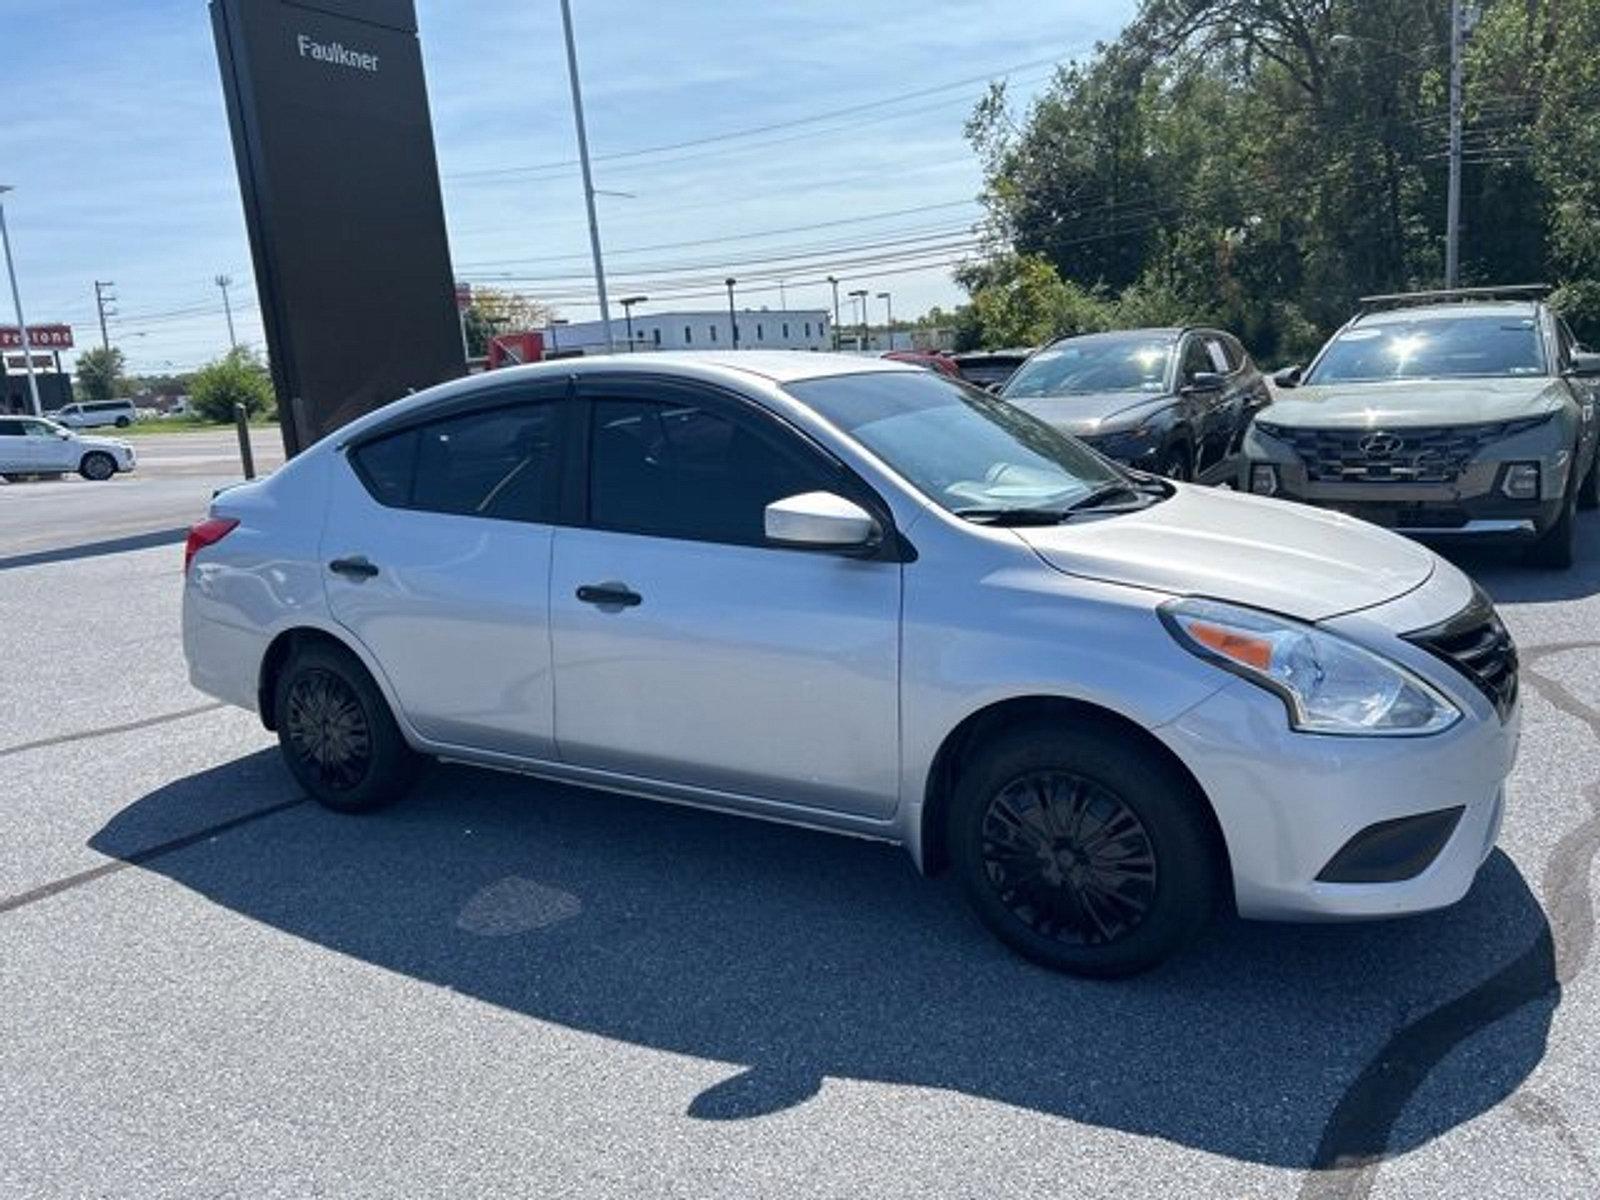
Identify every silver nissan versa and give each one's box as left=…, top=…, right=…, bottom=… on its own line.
left=184, top=353, right=1520, bottom=978
left=1244, top=286, right=1600, bottom=567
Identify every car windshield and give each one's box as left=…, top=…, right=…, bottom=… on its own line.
left=1001, top=336, right=1174, bottom=398
left=786, top=370, right=1124, bottom=516
left=1307, top=314, right=1547, bottom=383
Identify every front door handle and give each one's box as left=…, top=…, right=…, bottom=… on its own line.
left=576, top=582, right=642, bottom=608
left=329, top=556, right=380, bottom=579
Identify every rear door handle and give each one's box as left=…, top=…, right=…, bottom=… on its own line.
left=576, top=582, right=642, bottom=608
left=329, top=557, right=380, bottom=579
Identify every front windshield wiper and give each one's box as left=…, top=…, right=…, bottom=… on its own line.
left=1061, top=481, right=1146, bottom=513
left=951, top=506, right=1071, bottom=526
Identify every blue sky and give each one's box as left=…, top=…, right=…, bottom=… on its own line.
left=1, top=0, right=1136, bottom=375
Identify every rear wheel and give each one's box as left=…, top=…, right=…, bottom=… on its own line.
left=79, top=452, right=116, bottom=481
left=949, top=723, right=1219, bottom=977
left=273, top=641, right=418, bottom=812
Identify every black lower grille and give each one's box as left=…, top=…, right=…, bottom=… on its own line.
left=1404, top=591, right=1519, bottom=720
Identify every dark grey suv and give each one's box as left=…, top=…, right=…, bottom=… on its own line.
left=1245, top=286, right=1600, bottom=568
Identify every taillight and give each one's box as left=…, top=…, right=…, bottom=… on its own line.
left=184, top=517, right=239, bottom=574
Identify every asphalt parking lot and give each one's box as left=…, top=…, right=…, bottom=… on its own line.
left=2, top=440, right=1598, bottom=1198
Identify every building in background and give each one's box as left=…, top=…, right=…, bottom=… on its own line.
left=547, top=309, right=832, bottom=355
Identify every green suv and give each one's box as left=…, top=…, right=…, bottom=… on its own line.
left=1243, top=286, right=1600, bottom=568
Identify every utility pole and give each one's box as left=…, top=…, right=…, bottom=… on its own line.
left=877, top=291, right=893, bottom=351
left=826, top=275, right=841, bottom=351
left=724, top=277, right=739, bottom=349
left=0, top=186, right=42, bottom=416
left=94, top=280, right=116, bottom=351
left=215, top=274, right=238, bottom=349
left=559, top=0, right=614, bottom=352
left=1445, top=0, right=1464, bottom=288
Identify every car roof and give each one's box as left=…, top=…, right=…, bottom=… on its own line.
left=1051, top=328, right=1184, bottom=344
left=1353, top=300, right=1541, bottom=326
left=324, top=351, right=918, bottom=447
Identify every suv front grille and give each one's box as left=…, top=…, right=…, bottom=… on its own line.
left=1262, top=417, right=1550, bottom=483
left=1404, top=592, right=1518, bottom=721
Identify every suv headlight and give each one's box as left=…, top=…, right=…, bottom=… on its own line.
left=1160, top=598, right=1460, bottom=736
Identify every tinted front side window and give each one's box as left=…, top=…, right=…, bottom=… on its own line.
left=589, top=397, right=826, bottom=545
left=351, top=401, right=561, bottom=523
left=0, top=420, right=23, bottom=437
left=1308, top=315, right=1547, bottom=383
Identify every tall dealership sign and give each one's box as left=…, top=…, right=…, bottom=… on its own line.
left=211, top=0, right=462, bottom=455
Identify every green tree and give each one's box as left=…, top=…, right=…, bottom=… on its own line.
left=74, top=347, right=126, bottom=401
left=957, top=253, right=1116, bottom=348
left=461, top=287, right=556, bottom=357
left=189, top=347, right=275, bottom=423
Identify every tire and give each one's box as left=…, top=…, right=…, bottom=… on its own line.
left=79, top=452, right=116, bottom=481
left=114, top=416, right=131, bottom=427
left=1526, top=475, right=1577, bottom=570
left=1578, top=444, right=1599, bottom=511
left=1, top=474, right=23, bottom=483
left=948, top=722, right=1219, bottom=978
left=1155, top=444, right=1192, bottom=482
left=272, top=640, right=419, bottom=813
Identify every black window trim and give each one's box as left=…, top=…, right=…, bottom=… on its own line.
left=342, top=376, right=581, bottom=527
left=574, top=372, right=911, bottom=561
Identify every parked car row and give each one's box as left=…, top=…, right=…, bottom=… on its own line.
left=961, top=285, right=1600, bottom=569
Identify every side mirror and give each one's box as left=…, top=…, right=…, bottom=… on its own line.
left=1568, top=350, right=1600, bottom=378
left=765, top=491, right=880, bottom=552
left=1182, top=371, right=1226, bottom=394
left=1272, top=366, right=1303, bottom=388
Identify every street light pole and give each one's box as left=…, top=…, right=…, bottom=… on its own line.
left=848, top=288, right=869, bottom=352
left=215, top=274, right=238, bottom=349
left=619, top=294, right=647, bottom=352
left=1445, top=0, right=1465, bottom=288
left=826, top=275, right=841, bottom=351
left=725, top=277, right=739, bottom=349
left=877, top=291, right=893, bottom=351
left=559, top=0, right=615, bottom=352
left=0, top=186, right=42, bottom=416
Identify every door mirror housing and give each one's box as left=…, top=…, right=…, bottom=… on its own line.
left=765, top=491, right=880, bottom=552
left=1182, top=371, right=1226, bottom=394
left=1272, top=366, right=1304, bottom=388
left=1568, top=350, right=1600, bottom=378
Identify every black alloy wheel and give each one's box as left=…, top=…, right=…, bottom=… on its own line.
left=283, top=667, right=374, bottom=794
left=79, top=452, right=115, bottom=481
left=980, top=770, right=1157, bottom=946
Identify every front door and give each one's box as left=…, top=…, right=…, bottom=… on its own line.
left=321, top=385, right=572, bottom=759
left=549, top=377, right=903, bottom=818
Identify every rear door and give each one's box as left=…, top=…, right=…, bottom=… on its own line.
left=321, top=381, right=574, bottom=758
left=0, top=419, right=36, bottom=471
left=548, top=374, right=903, bottom=817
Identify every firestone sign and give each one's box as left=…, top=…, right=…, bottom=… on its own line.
left=0, top=324, right=73, bottom=350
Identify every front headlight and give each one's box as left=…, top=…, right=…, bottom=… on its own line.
left=1160, top=598, right=1460, bottom=736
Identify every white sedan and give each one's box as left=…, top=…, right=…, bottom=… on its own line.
left=0, top=415, right=136, bottom=481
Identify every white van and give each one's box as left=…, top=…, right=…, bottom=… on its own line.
left=52, top=399, right=138, bottom=429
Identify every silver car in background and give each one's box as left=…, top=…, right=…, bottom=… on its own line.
left=183, top=353, right=1519, bottom=976
left=1245, top=286, right=1600, bottom=567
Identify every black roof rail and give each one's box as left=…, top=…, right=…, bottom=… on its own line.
left=1356, top=284, right=1552, bottom=312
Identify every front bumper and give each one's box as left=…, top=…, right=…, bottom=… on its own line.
left=1158, top=670, right=1519, bottom=922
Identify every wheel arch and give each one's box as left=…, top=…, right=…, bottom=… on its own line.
left=917, top=694, right=1235, bottom=908
left=256, top=624, right=404, bottom=737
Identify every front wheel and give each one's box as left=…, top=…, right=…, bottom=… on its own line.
left=1155, top=445, right=1192, bottom=482
left=273, top=641, right=419, bottom=812
left=114, top=416, right=131, bottom=427
left=1578, top=445, right=1599, bottom=511
left=79, top=452, right=116, bottom=481
left=949, top=724, right=1219, bottom=977
left=1526, top=475, right=1577, bottom=570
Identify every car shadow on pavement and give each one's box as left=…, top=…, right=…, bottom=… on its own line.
left=91, top=752, right=1557, bottom=1170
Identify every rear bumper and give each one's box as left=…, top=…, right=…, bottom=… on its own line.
left=1158, top=676, right=1519, bottom=921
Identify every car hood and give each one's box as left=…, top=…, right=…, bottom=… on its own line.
left=1267, top=377, right=1566, bottom=427
left=1006, top=391, right=1172, bottom=436
left=1014, top=485, right=1435, bottom=622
